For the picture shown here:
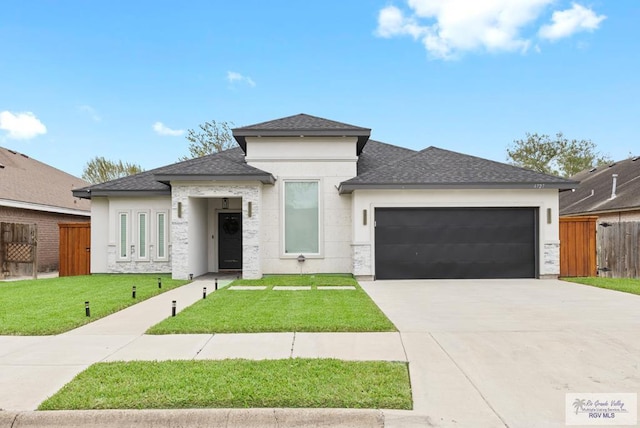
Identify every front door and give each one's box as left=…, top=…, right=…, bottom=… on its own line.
left=218, top=212, right=242, bottom=270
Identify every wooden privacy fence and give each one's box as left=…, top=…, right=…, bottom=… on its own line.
left=559, top=217, right=597, bottom=277
left=59, top=222, right=91, bottom=276
left=0, top=222, right=38, bottom=279
left=597, top=221, right=640, bottom=278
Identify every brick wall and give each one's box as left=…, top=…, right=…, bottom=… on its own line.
left=0, top=206, right=90, bottom=272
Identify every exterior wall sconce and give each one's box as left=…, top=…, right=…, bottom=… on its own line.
left=546, top=208, right=552, bottom=224
left=363, top=209, right=367, bottom=225
left=222, top=198, right=229, bottom=209
left=297, top=254, right=306, bottom=263
left=248, top=201, right=252, bottom=217
left=177, top=202, right=182, bottom=218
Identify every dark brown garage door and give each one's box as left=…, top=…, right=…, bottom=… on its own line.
left=375, top=207, right=537, bottom=279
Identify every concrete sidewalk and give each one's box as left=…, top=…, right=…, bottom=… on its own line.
left=0, top=277, right=408, bottom=415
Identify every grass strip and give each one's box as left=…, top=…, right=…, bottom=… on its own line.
left=0, top=274, right=188, bottom=335
left=563, top=277, right=640, bottom=296
left=147, top=276, right=396, bottom=334
left=38, top=359, right=412, bottom=410
left=232, top=274, right=357, bottom=287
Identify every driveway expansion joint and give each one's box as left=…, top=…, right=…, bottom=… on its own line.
left=429, top=332, right=509, bottom=428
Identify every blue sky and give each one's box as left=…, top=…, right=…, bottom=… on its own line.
left=1, top=1, right=637, bottom=178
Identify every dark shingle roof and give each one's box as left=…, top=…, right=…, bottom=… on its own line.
left=233, top=113, right=371, bottom=155
left=357, top=140, right=417, bottom=175
left=340, top=146, right=577, bottom=193
left=0, top=146, right=90, bottom=213
left=73, top=147, right=274, bottom=199
left=560, top=156, right=640, bottom=215
left=235, top=113, right=370, bottom=132
left=154, top=147, right=274, bottom=182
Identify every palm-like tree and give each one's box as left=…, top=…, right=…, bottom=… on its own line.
left=573, top=399, right=586, bottom=414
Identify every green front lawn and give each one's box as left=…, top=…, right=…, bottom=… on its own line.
left=147, top=275, right=396, bottom=334
left=38, top=359, right=412, bottom=410
left=563, top=277, right=640, bottom=296
left=0, top=274, right=188, bottom=335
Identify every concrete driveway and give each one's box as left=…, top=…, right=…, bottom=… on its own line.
left=360, top=279, right=640, bottom=428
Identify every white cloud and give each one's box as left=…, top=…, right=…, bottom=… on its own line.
left=0, top=111, right=47, bottom=140
left=227, top=71, right=256, bottom=87
left=539, top=3, right=606, bottom=41
left=375, top=1, right=605, bottom=59
left=152, top=121, right=184, bottom=137
left=78, top=105, right=102, bottom=122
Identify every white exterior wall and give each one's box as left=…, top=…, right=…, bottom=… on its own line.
left=246, top=137, right=356, bottom=275
left=90, top=197, right=109, bottom=273
left=352, top=188, right=561, bottom=278
left=171, top=182, right=262, bottom=280
left=91, top=196, right=172, bottom=274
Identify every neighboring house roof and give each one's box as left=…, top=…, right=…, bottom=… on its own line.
left=339, top=146, right=578, bottom=194
left=73, top=147, right=275, bottom=199
left=0, top=146, right=90, bottom=216
left=232, top=113, right=371, bottom=155
left=560, top=156, right=640, bottom=216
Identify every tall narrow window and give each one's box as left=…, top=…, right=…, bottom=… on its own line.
left=157, top=212, right=166, bottom=259
left=284, top=181, right=319, bottom=254
left=138, top=212, right=147, bottom=259
left=119, top=213, right=128, bottom=258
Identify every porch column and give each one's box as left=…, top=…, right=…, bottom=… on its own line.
left=242, top=186, right=262, bottom=279
left=171, top=189, right=189, bottom=280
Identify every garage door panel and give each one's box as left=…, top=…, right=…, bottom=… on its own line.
left=375, top=208, right=537, bottom=279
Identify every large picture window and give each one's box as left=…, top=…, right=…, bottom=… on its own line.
left=284, top=181, right=319, bottom=254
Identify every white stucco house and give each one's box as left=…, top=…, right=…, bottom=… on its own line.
left=73, top=114, right=578, bottom=280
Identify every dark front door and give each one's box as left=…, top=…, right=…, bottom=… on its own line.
left=375, top=207, right=537, bottom=280
left=218, top=212, right=242, bottom=270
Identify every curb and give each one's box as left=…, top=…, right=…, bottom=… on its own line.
left=1, top=408, right=385, bottom=428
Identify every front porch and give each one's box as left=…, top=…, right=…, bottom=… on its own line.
left=170, top=183, right=262, bottom=280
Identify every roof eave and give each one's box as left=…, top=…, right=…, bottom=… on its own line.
left=339, top=182, right=578, bottom=195
left=232, top=129, right=371, bottom=155
left=72, top=189, right=172, bottom=199
left=154, top=174, right=276, bottom=185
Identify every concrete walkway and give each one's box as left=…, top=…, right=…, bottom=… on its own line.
left=0, top=276, right=407, bottom=416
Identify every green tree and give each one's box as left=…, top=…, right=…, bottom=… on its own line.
left=507, top=132, right=611, bottom=177
left=181, top=120, right=234, bottom=160
left=82, top=156, right=144, bottom=184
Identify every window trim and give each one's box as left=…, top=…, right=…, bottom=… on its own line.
left=281, top=178, right=323, bottom=258
left=156, top=210, right=169, bottom=261
left=117, top=211, right=130, bottom=260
